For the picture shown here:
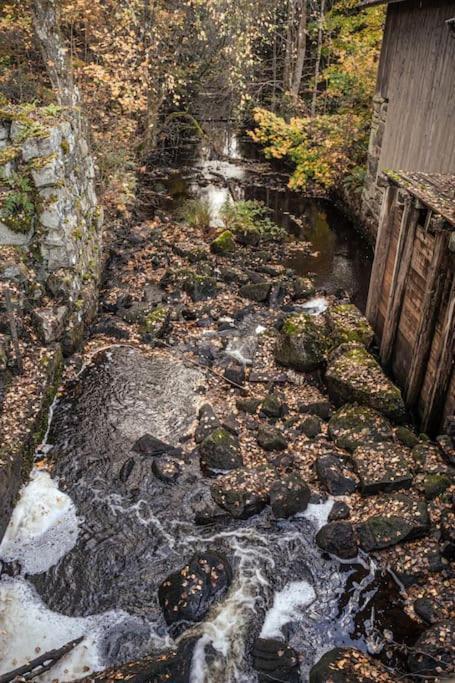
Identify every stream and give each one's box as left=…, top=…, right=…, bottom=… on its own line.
left=0, top=125, right=382, bottom=682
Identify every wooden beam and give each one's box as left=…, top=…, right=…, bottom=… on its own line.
left=379, top=196, right=419, bottom=367
left=405, top=231, right=449, bottom=407
left=366, top=184, right=398, bottom=327
left=422, top=274, right=455, bottom=434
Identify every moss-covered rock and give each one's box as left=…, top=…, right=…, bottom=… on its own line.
left=395, top=426, right=419, bottom=449
left=325, top=344, right=406, bottom=423
left=199, top=427, right=243, bottom=474
left=182, top=271, right=218, bottom=302
left=351, top=442, right=413, bottom=496
left=422, top=473, right=452, bottom=500
left=357, top=493, right=430, bottom=551
left=275, top=313, right=330, bottom=371
left=328, top=404, right=393, bottom=452
left=210, top=230, right=236, bottom=255
left=326, top=303, right=374, bottom=348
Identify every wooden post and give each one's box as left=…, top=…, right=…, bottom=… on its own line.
left=366, top=184, right=398, bottom=327
left=379, top=194, right=419, bottom=367
left=422, top=273, right=455, bottom=433
left=405, top=230, right=449, bottom=407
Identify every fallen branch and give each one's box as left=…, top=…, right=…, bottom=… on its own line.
left=0, top=637, right=84, bottom=683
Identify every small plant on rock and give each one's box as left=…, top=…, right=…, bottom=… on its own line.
left=220, top=199, right=284, bottom=242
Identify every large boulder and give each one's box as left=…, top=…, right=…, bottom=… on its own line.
left=328, top=404, right=393, bottom=452
left=270, top=473, right=311, bottom=518
left=351, top=442, right=413, bottom=496
left=315, top=521, right=358, bottom=560
left=357, top=493, right=430, bottom=551
left=211, top=465, right=276, bottom=519
left=253, top=638, right=300, bottom=683
left=199, top=428, right=243, bottom=475
left=274, top=313, right=330, bottom=371
left=315, top=454, right=358, bottom=496
left=310, top=647, right=395, bottom=682
left=326, top=303, right=374, bottom=348
left=158, top=552, right=232, bottom=629
left=325, top=344, right=406, bottom=423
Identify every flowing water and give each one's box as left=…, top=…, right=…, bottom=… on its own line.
left=0, top=126, right=380, bottom=682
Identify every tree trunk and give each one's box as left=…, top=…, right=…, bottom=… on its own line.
left=283, top=0, right=295, bottom=93
left=311, top=0, right=325, bottom=117
left=290, top=0, right=307, bottom=101
left=30, top=0, right=80, bottom=112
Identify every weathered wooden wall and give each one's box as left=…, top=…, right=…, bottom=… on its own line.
left=367, top=183, right=455, bottom=434
left=377, top=0, right=455, bottom=175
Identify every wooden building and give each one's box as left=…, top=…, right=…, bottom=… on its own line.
left=360, top=0, right=455, bottom=236
left=360, top=0, right=455, bottom=434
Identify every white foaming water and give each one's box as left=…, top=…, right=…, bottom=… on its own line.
left=260, top=581, right=316, bottom=639
left=0, top=578, right=134, bottom=682
left=298, top=499, right=334, bottom=531
left=301, top=297, right=328, bottom=315
left=0, top=470, right=79, bottom=574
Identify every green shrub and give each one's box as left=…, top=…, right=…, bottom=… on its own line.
left=220, top=199, right=284, bottom=241
left=176, top=198, right=213, bottom=229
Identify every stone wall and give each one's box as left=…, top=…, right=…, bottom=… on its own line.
left=361, top=94, right=388, bottom=240
left=0, top=103, right=103, bottom=352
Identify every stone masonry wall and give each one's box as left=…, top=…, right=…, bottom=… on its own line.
left=0, top=103, right=103, bottom=352
left=361, top=94, right=388, bottom=240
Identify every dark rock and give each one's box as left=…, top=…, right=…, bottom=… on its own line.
left=152, top=456, right=182, bottom=484
left=32, top=305, right=67, bottom=344
left=199, top=428, right=243, bottom=475
left=351, top=442, right=413, bottom=496
left=328, top=404, right=393, bottom=452
left=91, top=321, right=130, bottom=340
left=182, top=273, right=218, bottom=302
left=236, top=397, right=261, bottom=414
left=235, top=230, right=261, bottom=247
left=310, top=647, right=394, bottom=682
left=427, top=550, right=447, bottom=573
left=411, top=442, right=442, bottom=470
left=219, top=267, right=248, bottom=285
left=119, top=458, right=135, bottom=482
left=132, top=434, right=181, bottom=458
left=316, top=521, right=358, bottom=560
left=357, top=494, right=431, bottom=551
left=195, top=404, right=220, bottom=444
left=224, top=362, right=245, bottom=386
left=437, top=434, right=455, bottom=467
left=211, top=465, right=276, bottom=519
left=299, top=414, right=322, bottom=438
left=257, top=425, right=288, bottom=451
left=440, top=509, right=455, bottom=560
left=253, top=638, right=300, bottom=683
left=395, top=426, right=419, bottom=449
left=407, top=620, right=455, bottom=678
left=221, top=413, right=241, bottom=437
left=260, top=394, right=284, bottom=419
left=299, top=395, right=332, bottom=420
left=275, top=313, right=329, bottom=371
left=328, top=501, right=351, bottom=522
left=158, top=552, right=232, bottom=629
left=325, top=344, right=406, bottom=423
left=414, top=597, right=438, bottom=625
left=315, top=454, right=358, bottom=496
left=239, top=282, right=272, bottom=303
left=292, top=277, right=316, bottom=300
left=422, top=472, right=452, bottom=500
left=119, top=301, right=156, bottom=324
left=270, top=473, right=311, bottom=518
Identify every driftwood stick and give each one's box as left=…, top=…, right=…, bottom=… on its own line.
left=0, top=636, right=84, bottom=683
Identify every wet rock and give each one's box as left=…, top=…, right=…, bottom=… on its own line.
left=239, top=282, right=272, bottom=303
left=414, top=597, right=438, bottom=624
left=211, top=465, right=276, bottom=519
left=310, top=647, right=394, bottom=682
left=315, top=454, right=358, bottom=496
left=328, top=501, right=351, bottom=521
left=316, top=521, right=358, bottom=560
left=260, top=394, right=285, bottom=419
left=199, top=427, right=243, bottom=474
left=326, top=303, right=374, bottom=348
left=351, top=442, right=413, bottom=496
left=132, top=434, right=182, bottom=458
left=224, top=362, right=245, bottom=386
left=395, top=426, right=419, bottom=449
left=195, top=404, right=220, bottom=444
left=422, top=472, right=452, bottom=500
left=275, top=313, right=329, bottom=372
left=192, top=496, right=231, bottom=526
left=253, top=638, right=300, bottom=683
left=325, top=344, right=406, bottom=423
left=270, top=473, right=311, bottom=518
left=407, top=620, right=455, bottom=679
left=158, top=552, right=232, bottom=628
left=299, top=414, right=322, bottom=438
left=328, top=404, right=393, bottom=452
left=236, top=397, right=261, bottom=414
left=32, top=305, right=67, bottom=343
left=257, top=425, right=288, bottom=451
left=152, top=456, right=182, bottom=484
left=357, top=494, right=430, bottom=551
left=210, top=230, right=236, bottom=255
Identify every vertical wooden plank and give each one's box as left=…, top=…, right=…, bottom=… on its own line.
left=405, top=230, right=449, bottom=407
left=366, top=184, right=398, bottom=326
left=379, top=195, right=419, bottom=366
left=422, top=274, right=455, bottom=433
